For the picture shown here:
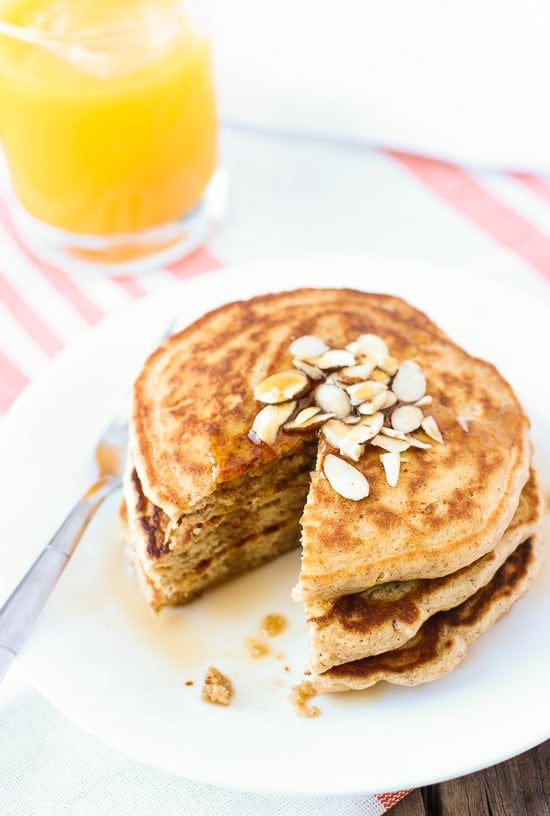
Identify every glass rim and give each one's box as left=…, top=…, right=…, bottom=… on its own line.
left=0, top=3, right=190, bottom=46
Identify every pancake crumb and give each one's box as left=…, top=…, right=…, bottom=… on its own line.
left=289, top=681, right=321, bottom=717
left=201, top=666, right=233, bottom=706
left=184, top=680, right=194, bottom=686
left=261, top=613, right=288, bottom=637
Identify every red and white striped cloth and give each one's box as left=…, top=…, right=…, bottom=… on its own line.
left=388, top=151, right=550, bottom=280
left=2, top=149, right=550, bottom=417
left=1, top=148, right=550, bottom=814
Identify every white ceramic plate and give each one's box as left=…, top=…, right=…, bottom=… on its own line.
left=1, top=257, right=549, bottom=796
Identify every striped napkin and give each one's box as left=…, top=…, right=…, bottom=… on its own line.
left=2, top=150, right=549, bottom=418
left=1, top=148, right=549, bottom=814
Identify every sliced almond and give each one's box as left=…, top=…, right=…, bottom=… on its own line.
left=285, top=406, right=320, bottom=427
left=357, top=391, right=389, bottom=415
left=380, top=451, right=400, bottom=487
left=370, top=434, right=411, bottom=453
left=289, top=335, right=329, bottom=360
left=254, top=370, right=309, bottom=404
left=339, top=437, right=364, bottom=462
left=293, top=358, right=325, bottom=380
left=314, top=349, right=356, bottom=370
left=421, top=415, right=444, bottom=443
left=370, top=368, right=391, bottom=384
left=415, top=395, right=433, bottom=407
left=322, top=419, right=351, bottom=448
left=341, top=414, right=362, bottom=425
left=380, top=355, right=399, bottom=376
left=381, top=426, right=408, bottom=440
left=456, top=416, right=471, bottom=432
left=306, top=412, right=335, bottom=428
left=284, top=411, right=334, bottom=431
left=391, top=404, right=424, bottom=433
left=347, top=379, right=387, bottom=406
left=381, top=390, right=398, bottom=409
left=355, top=334, right=389, bottom=366
left=357, top=411, right=385, bottom=436
left=338, top=363, right=376, bottom=383
left=391, top=360, right=426, bottom=403
left=347, top=419, right=383, bottom=444
left=251, top=402, right=296, bottom=445
left=315, top=382, right=352, bottom=418
left=405, top=434, right=432, bottom=449
left=323, top=454, right=369, bottom=500
left=294, top=406, right=321, bottom=424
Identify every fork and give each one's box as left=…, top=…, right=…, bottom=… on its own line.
left=0, top=320, right=175, bottom=683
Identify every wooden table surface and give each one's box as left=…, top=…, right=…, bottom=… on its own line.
left=392, top=740, right=549, bottom=816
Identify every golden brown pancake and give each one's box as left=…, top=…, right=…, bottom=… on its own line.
left=305, top=468, right=542, bottom=672
left=312, top=534, right=544, bottom=693
left=120, top=440, right=315, bottom=610
left=296, top=391, right=530, bottom=601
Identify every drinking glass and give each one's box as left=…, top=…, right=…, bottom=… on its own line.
left=0, top=0, right=219, bottom=273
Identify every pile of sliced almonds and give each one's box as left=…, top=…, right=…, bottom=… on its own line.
left=249, top=333, right=444, bottom=500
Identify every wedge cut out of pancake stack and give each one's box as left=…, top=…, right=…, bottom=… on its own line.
left=120, top=287, right=544, bottom=693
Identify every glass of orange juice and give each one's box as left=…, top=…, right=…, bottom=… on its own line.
left=0, top=0, right=219, bottom=273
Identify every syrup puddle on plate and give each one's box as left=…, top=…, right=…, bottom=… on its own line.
left=27, top=492, right=388, bottom=716
left=51, top=493, right=310, bottom=705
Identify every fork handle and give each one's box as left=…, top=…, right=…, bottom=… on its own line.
left=0, top=474, right=121, bottom=683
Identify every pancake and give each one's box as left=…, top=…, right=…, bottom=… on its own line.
left=311, top=534, right=544, bottom=693
left=120, top=439, right=315, bottom=610
left=305, top=468, right=542, bottom=672
left=130, top=287, right=454, bottom=522
left=295, top=380, right=530, bottom=601
left=128, top=287, right=531, bottom=611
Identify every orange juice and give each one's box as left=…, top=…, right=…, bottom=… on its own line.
left=0, top=0, right=217, bottom=235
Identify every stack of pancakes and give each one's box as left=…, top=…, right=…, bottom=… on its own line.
left=120, top=288, right=543, bottom=692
